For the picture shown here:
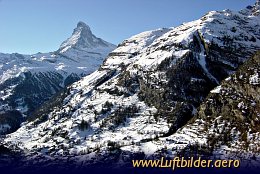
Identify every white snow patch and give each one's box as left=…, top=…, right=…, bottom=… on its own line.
left=210, top=86, right=222, bottom=93
left=249, top=72, right=259, bottom=85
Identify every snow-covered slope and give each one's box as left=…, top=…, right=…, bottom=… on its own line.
left=0, top=22, right=116, bottom=134
left=2, top=2, right=260, bottom=166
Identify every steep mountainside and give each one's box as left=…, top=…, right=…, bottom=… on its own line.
left=0, top=22, right=116, bottom=134
left=2, top=3, right=260, bottom=165
left=150, top=51, right=260, bottom=165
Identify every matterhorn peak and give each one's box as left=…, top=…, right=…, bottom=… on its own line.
left=74, top=21, right=92, bottom=36
left=58, top=21, right=114, bottom=53
left=77, top=21, right=90, bottom=28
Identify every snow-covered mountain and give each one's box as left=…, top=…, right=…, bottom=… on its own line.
left=0, top=22, right=116, bottom=134
left=2, top=2, right=260, bottom=167
left=59, top=21, right=114, bottom=53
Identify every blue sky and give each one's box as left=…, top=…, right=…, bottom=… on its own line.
left=0, top=0, right=257, bottom=54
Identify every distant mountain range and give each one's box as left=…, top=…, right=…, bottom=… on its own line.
left=0, top=22, right=116, bottom=134
left=1, top=1, right=260, bottom=170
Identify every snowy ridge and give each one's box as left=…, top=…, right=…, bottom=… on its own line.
left=2, top=3, right=260, bottom=166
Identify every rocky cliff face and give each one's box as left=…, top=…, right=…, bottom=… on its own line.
left=0, top=22, right=116, bottom=134
left=150, top=51, right=260, bottom=165
left=2, top=2, right=260, bottom=167
left=195, top=51, right=260, bottom=158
